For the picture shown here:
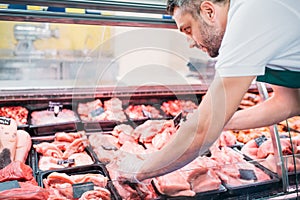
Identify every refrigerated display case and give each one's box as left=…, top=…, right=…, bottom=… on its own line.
left=0, top=1, right=299, bottom=199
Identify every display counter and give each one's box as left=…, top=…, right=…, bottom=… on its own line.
left=0, top=1, right=299, bottom=199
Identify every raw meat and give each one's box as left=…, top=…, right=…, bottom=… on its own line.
left=160, top=100, right=197, bottom=117
left=0, top=161, right=35, bottom=183
left=34, top=142, right=63, bottom=158
left=43, top=172, right=110, bottom=200
left=34, top=132, right=93, bottom=171
left=125, top=105, right=162, bottom=119
left=79, top=188, right=111, bottom=200
left=77, top=99, right=103, bottom=121
left=15, top=130, right=32, bottom=163
left=154, top=170, right=195, bottom=197
left=210, top=147, right=271, bottom=186
left=0, top=181, right=49, bottom=200
left=0, top=106, right=28, bottom=125
left=0, top=117, right=17, bottom=167
left=31, top=109, right=78, bottom=125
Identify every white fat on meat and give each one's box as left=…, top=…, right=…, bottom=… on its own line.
left=15, top=130, right=32, bottom=163
left=0, top=117, right=17, bottom=168
left=153, top=170, right=195, bottom=197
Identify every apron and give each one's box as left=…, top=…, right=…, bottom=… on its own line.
left=256, top=67, right=300, bottom=88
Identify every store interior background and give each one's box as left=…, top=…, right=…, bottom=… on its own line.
left=0, top=17, right=211, bottom=90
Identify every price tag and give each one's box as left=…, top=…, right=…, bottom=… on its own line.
left=0, top=180, right=20, bottom=192
left=72, top=182, right=94, bottom=198
left=57, top=159, right=75, bottom=165
left=239, top=169, right=257, bottom=181
left=0, top=117, right=11, bottom=125
left=254, top=135, right=267, bottom=147
left=90, top=107, right=105, bottom=117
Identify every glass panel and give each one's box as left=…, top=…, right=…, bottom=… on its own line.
left=0, top=20, right=211, bottom=90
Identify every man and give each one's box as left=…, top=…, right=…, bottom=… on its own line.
left=120, top=0, right=300, bottom=182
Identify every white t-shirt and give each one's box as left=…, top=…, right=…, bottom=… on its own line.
left=215, top=0, right=300, bottom=77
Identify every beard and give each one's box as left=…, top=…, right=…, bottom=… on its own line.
left=198, top=19, right=225, bottom=58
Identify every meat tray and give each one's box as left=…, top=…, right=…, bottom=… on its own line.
left=28, top=104, right=81, bottom=136
left=0, top=104, right=30, bottom=131
left=156, top=185, right=227, bottom=200
left=223, top=155, right=281, bottom=198
left=30, top=137, right=99, bottom=174
left=38, top=164, right=122, bottom=200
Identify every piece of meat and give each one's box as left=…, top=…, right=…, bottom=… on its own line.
left=79, top=188, right=111, bottom=200
left=103, top=97, right=123, bottom=112
left=38, top=156, right=66, bottom=171
left=107, top=168, right=142, bottom=200
left=77, top=99, right=103, bottom=119
left=15, top=130, right=32, bottom=163
left=0, top=117, right=17, bottom=166
left=134, top=120, right=166, bottom=143
left=153, top=170, right=194, bottom=197
left=216, top=131, right=237, bottom=147
left=186, top=168, right=221, bottom=193
left=43, top=172, right=75, bottom=188
left=0, top=181, right=49, bottom=200
left=241, top=139, right=259, bottom=159
left=68, top=152, right=94, bottom=166
left=62, top=137, right=89, bottom=159
left=119, top=141, right=145, bottom=154
left=257, top=140, right=275, bottom=159
left=112, top=124, right=138, bottom=138
left=31, top=109, right=78, bottom=125
left=71, top=174, right=108, bottom=188
left=0, top=161, right=35, bottom=183
left=55, top=131, right=84, bottom=143
left=0, top=106, right=28, bottom=125
left=89, top=133, right=120, bottom=150
left=151, top=130, right=172, bottom=150
left=33, top=142, right=63, bottom=158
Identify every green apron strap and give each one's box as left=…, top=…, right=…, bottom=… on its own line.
left=257, top=67, right=300, bottom=88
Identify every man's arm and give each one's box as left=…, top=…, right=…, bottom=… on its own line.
left=135, top=74, right=255, bottom=181
left=224, top=85, right=300, bottom=130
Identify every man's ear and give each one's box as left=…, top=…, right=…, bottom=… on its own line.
left=200, top=1, right=216, bottom=23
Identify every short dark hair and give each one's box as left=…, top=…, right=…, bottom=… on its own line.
left=166, top=0, right=227, bottom=16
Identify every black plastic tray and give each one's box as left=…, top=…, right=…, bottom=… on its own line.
left=158, top=185, right=227, bottom=200
left=38, top=164, right=121, bottom=200
left=0, top=104, right=30, bottom=130
left=31, top=138, right=99, bottom=174
left=223, top=155, right=280, bottom=196
left=28, top=105, right=81, bottom=136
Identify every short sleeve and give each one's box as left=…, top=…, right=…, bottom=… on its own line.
left=215, top=0, right=300, bottom=77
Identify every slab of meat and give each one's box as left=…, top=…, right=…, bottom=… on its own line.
left=34, top=142, right=64, bottom=158
left=0, top=117, right=17, bottom=168
left=0, top=181, right=49, bottom=200
left=62, top=137, right=89, bottom=159
left=238, top=92, right=261, bottom=109
left=215, top=131, right=237, bottom=147
left=43, top=172, right=110, bottom=200
left=160, top=100, right=198, bottom=117
left=107, top=167, right=144, bottom=200
left=210, top=147, right=271, bottom=186
left=79, top=187, right=111, bottom=200
left=134, top=120, right=176, bottom=144
left=0, top=106, right=28, bottom=125
left=88, top=134, right=119, bottom=164
left=31, top=109, right=78, bottom=125
left=77, top=99, right=103, bottom=121
left=15, top=130, right=32, bottom=163
left=112, top=124, right=138, bottom=145
left=0, top=161, right=35, bottom=183
left=125, top=105, right=162, bottom=119
left=153, top=170, right=195, bottom=197
left=55, top=131, right=84, bottom=143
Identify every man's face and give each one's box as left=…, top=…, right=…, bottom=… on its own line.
left=173, top=6, right=225, bottom=58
